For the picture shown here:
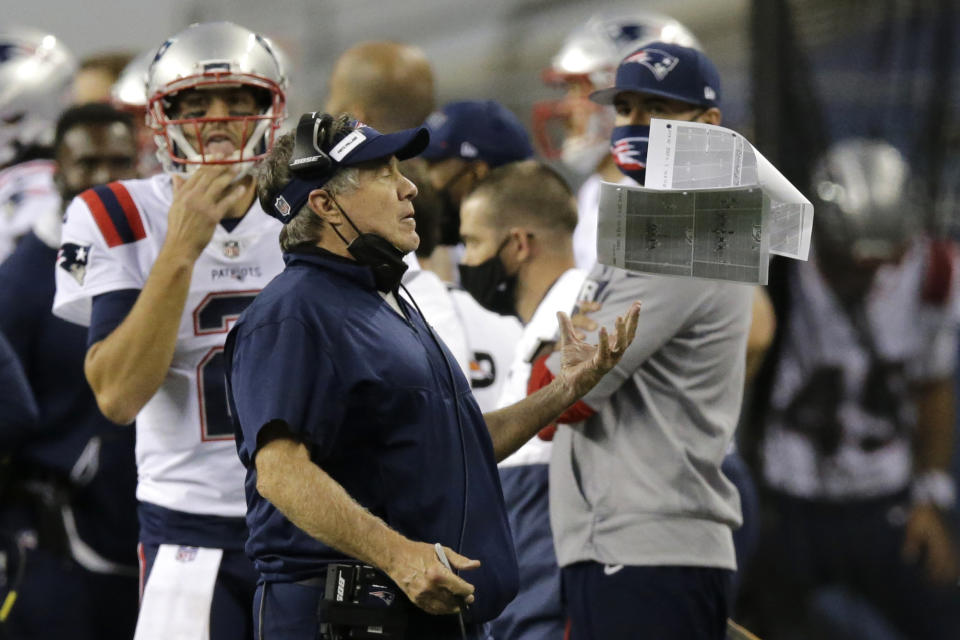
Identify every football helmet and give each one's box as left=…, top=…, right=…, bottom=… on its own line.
left=112, top=47, right=162, bottom=175
left=532, top=11, right=700, bottom=175
left=146, top=21, right=287, bottom=175
left=812, top=138, right=916, bottom=262
left=0, top=27, right=76, bottom=166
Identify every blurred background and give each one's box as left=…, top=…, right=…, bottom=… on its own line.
left=5, top=1, right=960, bottom=638
left=11, top=0, right=957, bottom=226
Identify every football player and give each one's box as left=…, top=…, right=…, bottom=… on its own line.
left=0, top=27, right=76, bottom=263
left=53, top=21, right=287, bottom=640
left=0, top=101, right=140, bottom=640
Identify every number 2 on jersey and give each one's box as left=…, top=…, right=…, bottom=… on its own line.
left=193, top=291, right=259, bottom=440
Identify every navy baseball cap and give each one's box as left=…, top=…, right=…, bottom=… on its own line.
left=590, top=41, right=721, bottom=109
left=420, top=100, right=534, bottom=168
left=265, top=112, right=429, bottom=224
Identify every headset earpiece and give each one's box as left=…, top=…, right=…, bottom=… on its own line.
left=289, top=112, right=334, bottom=176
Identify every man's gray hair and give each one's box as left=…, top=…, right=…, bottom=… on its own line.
left=256, top=117, right=361, bottom=252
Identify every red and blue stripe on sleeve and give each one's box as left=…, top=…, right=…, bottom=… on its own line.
left=79, top=183, right=146, bottom=247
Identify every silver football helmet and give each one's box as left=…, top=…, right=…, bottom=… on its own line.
left=0, top=27, right=76, bottom=166
left=812, top=138, right=916, bottom=262
left=146, top=21, right=287, bottom=175
left=112, top=48, right=155, bottom=110
left=533, top=11, right=701, bottom=175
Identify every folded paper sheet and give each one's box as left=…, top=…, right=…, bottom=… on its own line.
left=598, top=119, right=813, bottom=285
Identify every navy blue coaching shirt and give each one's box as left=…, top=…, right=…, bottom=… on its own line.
left=224, top=249, right=519, bottom=624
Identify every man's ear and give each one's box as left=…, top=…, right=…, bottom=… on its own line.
left=509, top=227, right=533, bottom=263
left=307, top=188, right=342, bottom=225
left=701, top=107, right=722, bottom=126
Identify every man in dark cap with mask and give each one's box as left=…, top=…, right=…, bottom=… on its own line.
left=224, top=112, right=640, bottom=639
left=421, top=99, right=534, bottom=280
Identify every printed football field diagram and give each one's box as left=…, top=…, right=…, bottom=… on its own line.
left=621, top=187, right=764, bottom=284
left=665, top=122, right=803, bottom=259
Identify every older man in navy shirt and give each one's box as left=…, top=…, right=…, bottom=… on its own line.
left=224, top=112, right=639, bottom=640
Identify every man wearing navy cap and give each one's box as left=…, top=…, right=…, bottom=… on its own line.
left=225, top=112, right=640, bottom=639
left=536, top=42, right=755, bottom=639
left=421, top=100, right=534, bottom=250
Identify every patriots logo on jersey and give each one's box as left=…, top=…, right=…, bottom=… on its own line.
left=622, top=48, right=679, bottom=81
left=57, top=242, right=92, bottom=285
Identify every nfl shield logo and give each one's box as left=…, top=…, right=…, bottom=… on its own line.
left=274, top=195, right=291, bottom=219
left=223, top=240, right=241, bottom=259
left=175, top=546, right=198, bottom=562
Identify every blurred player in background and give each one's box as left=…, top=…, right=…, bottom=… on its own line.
left=532, top=10, right=699, bottom=270
left=0, top=27, right=76, bottom=263
left=0, top=102, right=140, bottom=640
left=73, top=51, right=134, bottom=104
left=326, top=40, right=435, bottom=134
left=111, top=48, right=163, bottom=176
left=744, top=139, right=960, bottom=640
left=52, top=21, right=288, bottom=640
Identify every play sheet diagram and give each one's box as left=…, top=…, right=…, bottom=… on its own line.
left=597, top=119, right=813, bottom=285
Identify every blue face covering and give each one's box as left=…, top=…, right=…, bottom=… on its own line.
left=609, top=124, right=650, bottom=184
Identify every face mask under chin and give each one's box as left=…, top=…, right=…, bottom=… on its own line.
left=330, top=197, right=409, bottom=293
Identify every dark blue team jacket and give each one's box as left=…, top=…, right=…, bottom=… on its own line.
left=0, top=232, right=138, bottom=564
left=225, top=249, right=519, bottom=624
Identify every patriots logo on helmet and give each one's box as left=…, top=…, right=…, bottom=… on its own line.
left=607, top=24, right=646, bottom=48
left=622, top=48, right=679, bottom=81
left=57, top=242, right=92, bottom=286
left=611, top=137, right=647, bottom=170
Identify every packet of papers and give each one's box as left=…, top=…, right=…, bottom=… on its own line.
left=597, top=119, right=814, bottom=285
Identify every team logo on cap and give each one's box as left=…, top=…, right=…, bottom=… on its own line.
left=460, top=141, right=479, bottom=158
left=274, top=194, right=292, bottom=219
left=623, top=48, right=679, bottom=81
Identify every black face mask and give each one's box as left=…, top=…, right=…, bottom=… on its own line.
left=329, top=198, right=408, bottom=293
left=458, top=236, right=518, bottom=317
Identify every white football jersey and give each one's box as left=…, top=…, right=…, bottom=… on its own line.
left=762, top=241, right=958, bottom=499
left=447, top=287, right=522, bottom=414
left=498, top=268, right=586, bottom=467
left=53, top=173, right=285, bottom=517
left=0, top=159, right=61, bottom=263
left=572, top=173, right=631, bottom=272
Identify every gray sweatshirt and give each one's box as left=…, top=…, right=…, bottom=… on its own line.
left=549, top=266, right=753, bottom=570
